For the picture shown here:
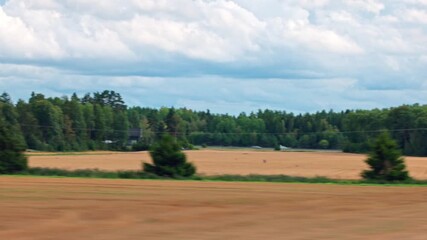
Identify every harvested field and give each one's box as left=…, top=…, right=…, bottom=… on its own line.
left=28, top=150, right=427, bottom=180
left=1, top=176, right=426, bottom=240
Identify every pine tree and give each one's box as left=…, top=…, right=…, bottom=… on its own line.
left=361, top=132, right=409, bottom=181
left=143, top=134, right=196, bottom=177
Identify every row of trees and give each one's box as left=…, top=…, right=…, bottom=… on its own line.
left=1, top=91, right=129, bottom=151
left=2, top=91, right=427, bottom=156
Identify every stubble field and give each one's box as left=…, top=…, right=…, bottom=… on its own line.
left=3, top=150, right=427, bottom=239
left=1, top=176, right=426, bottom=240
left=28, top=150, right=427, bottom=179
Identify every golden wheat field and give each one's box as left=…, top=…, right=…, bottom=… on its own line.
left=28, top=150, right=427, bottom=179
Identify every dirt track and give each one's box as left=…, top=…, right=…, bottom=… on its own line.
left=29, top=150, right=427, bottom=179
left=1, top=176, right=426, bottom=240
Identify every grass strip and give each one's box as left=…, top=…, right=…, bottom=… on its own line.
left=8, top=167, right=427, bottom=186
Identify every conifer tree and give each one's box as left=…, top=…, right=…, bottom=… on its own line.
left=362, top=132, right=409, bottom=181
left=143, top=134, right=196, bottom=177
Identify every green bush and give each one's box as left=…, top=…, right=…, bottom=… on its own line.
left=132, top=141, right=150, bottom=151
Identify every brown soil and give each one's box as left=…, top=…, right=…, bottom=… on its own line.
left=28, top=150, right=427, bottom=179
left=1, top=176, right=426, bottom=240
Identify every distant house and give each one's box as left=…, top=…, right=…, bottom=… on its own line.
left=128, top=128, right=142, bottom=145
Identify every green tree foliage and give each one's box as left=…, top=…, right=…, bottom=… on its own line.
left=111, top=109, right=129, bottom=148
left=0, top=117, right=27, bottom=174
left=93, top=104, right=107, bottom=141
left=92, top=90, right=126, bottom=110
left=361, top=132, right=409, bottom=181
left=318, top=139, right=329, bottom=149
left=63, top=96, right=87, bottom=150
left=16, top=100, right=41, bottom=149
left=3, top=91, right=427, bottom=156
left=143, top=134, right=196, bottom=177
left=31, top=99, right=65, bottom=150
left=165, top=107, right=180, bottom=137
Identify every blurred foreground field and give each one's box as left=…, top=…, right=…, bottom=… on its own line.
left=28, top=150, right=427, bottom=180
left=1, top=176, right=426, bottom=240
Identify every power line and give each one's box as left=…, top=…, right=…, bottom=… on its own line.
left=18, top=123, right=427, bottom=136
left=19, top=124, right=130, bottom=133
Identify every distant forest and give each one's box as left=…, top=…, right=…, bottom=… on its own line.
left=1, top=90, right=427, bottom=156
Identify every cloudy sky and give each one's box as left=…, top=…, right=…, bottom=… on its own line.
left=0, top=0, right=426, bottom=114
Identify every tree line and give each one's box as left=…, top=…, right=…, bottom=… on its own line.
left=1, top=90, right=427, bottom=156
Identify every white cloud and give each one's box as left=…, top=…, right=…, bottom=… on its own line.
left=283, top=23, right=364, bottom=54
left=0, top=0, right=427, bottom=113
left=0, top=7, right=62, bottom=59
left=0, top=0, right=268, bottom=62
left=403, top=9, right=427, bottom=24
left=0, top=0, right=369, bottom=63
left=406, top=0, right=427, bottom=6
left=345, top=0, right=384, bottom=14
left=328, top=11, right=355, bottom=23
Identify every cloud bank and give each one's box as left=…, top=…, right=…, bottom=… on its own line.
left=0, top=0, right=426, bottom=113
